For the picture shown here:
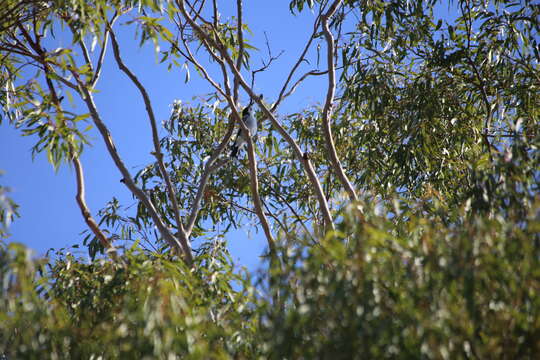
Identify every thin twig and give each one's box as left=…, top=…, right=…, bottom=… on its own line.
left=271, top=7, right=324, bottom=112
left=250, top=31, right=284, bottom=90
left=281, top=69, right=328, bottom=101
left=92, top=11, right=119, bottom=87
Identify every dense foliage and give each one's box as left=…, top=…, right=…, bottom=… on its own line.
left=1, top=0, right=538, bottom=357
left=2, top=193, right=539, bottom=358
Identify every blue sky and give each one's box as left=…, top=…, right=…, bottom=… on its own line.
left=1, top=2, right=332, bottom=271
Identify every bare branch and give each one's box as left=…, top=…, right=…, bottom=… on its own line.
left=91, top=12, right=119, bottom=87
left=212, top=0, right=218, bottom=26
left=245, top=133, right=277, bottom=256
left=77, top=35, right=93, bottom=71
left=320, top=0, right=358, bottom=201
left=233, top=0, right=244, bottom=102
left=272, top=7, right=324, bottom=112
left=185, top=0, right=208, bottom=23
left=73, top=155, right=118, bottom=258
left=281, top=69, right=327, bottom=101
left=72, top=70, right=188, bottom=263
left=107, top=24, right=193, bottom=263
left=250, top=32, right=284, bottom=90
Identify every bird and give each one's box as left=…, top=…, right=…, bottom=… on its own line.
left=230, top=101, right=258, bottom=158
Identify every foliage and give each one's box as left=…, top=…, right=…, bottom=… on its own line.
left=1, top=191, right=539, bottom=358
left=0, top=241, right=258, bottom=358
left=335, top=0, right=537, bottom=205
left=260, top=199, right=540, bottom=359
left=0, top=0, right=538, bottom=357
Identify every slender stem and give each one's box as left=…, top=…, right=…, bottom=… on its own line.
left=281, top=69, right=328, bottom=102
left=246, top=137, right=277, bottom=257
left=234, top=0, right=244, bottom=102
left=185, top=124, right=235, bottom=236
left=320, top=0, right=358, bottom=201
left=73, top=155, right=117, bottom=257
left=271, top=9, right=323, bottom=112
left=92, top=12, right=118, bottom=87
left=76, top=36, right=93, bottom=71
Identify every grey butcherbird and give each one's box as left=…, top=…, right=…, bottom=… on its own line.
left=230, top=97, right=261, bottom=158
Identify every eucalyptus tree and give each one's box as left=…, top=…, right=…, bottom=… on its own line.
left=1, top=0, right=538, bottom=265
left=1, top=0, right=539, bottom=358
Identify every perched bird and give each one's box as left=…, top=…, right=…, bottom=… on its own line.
left=230, top=102, right=258, bottom=158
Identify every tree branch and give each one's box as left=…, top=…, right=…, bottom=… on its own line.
left=250, top=32, right=284, bottom=89
left=174, top=16, right=231, bottom=97
left=233, top=0, right=244, bottom=102
left=246, top=130, right=277, bottom=257
left=73, top=155, right=118, bottom=258
left=185, top=121, right=235, bottom=236
left=72, top=71, right=189, bottom=263
left=91, top=12, right=119, bottom=87
left=320, top=0, right=358, bottom=201
left=271, top=7, right=323, bottom=112
left=107, top=25, right=193, bottom=263
left=18, top=24, right=119, bottom=260
left=281, top=69, right=327, bottom=101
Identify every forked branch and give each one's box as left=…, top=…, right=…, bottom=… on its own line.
left=107, top=25, right=193, bottom=261
left=73, top=72, right=190, bottom=263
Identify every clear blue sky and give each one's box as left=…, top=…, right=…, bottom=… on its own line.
left=1, top=3, right=331, bottom=271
